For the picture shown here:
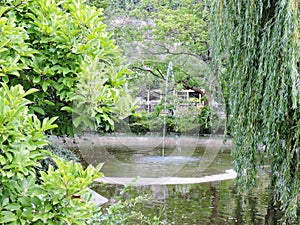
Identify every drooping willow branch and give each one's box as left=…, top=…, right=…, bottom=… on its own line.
left=212, top=0, right=300, bottom=220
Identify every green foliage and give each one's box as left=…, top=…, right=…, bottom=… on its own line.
left=198, top=106, right=212, bottom=134
left=39, top=158, right=103, bottom=224
left=94, top=183, right=165, bottom=225
left=105, top=0, right=210, bottom=55
left=128, top=111, right=150, bottom=135
left=137, top=0, right=209, bottom=55
left=63, top=57, right=130, bottom=133
left=0, top=6, right=35, bottom=79
left=104, top=0, right=213, bottom=97
left=212, top=0, right=300, bottom=221
left=0, top=83, right=104, bottom=224
left=0, top=84, right=55, bottom=181
left=99, top=195, right=164, bottom=224
left=125, top=105, right=212, bottom=135
left=86, top=0, right=110, bottom=9
left=0, top=0, right=132, bottom=135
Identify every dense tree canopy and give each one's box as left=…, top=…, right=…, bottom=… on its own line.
left=103, top=0, right=213, bottom=98
left=212, top=0, right=300, bottom=221
left=0, top=0, right=133, bottom=135
left=96, top=0, right=219, bottom=135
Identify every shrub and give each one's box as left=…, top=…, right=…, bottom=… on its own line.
left=0, top=83, right=103, bottom=224
left=0, top=0, right=132, bottom=135
left=126, top=105, right=212, bottom=136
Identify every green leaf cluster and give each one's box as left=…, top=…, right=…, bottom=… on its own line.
left=0, top=83, right=104, bottom=224
left=106, top=0, right=209, bottom=53
left=86, top=0, right=110, bottom=9
left=104, top=0, right=213, bottom=94
left=117, top=104, right=212, bottom=135
left=1, top=0, right=131, bottom=135
left=0, top=84, right=54, bottom=182
left=38, top=159, right=103, bottom=224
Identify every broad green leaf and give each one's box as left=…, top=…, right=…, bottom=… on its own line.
left=32, top=106, right=45, bottom=115
left=61, top=106, right=73, bottom=112
left=32, top=76, right=41, bottom=84
left=5, top=203, right=21, bottom=211
left=0, top=7, right=10, bottom=17
left=42, top=80, right=51, bottom=92
left=73, top=116, right=82, bottom=128
left=0, top=211, right=17, bottom=223
left=24, top=88, right=39, bottom=97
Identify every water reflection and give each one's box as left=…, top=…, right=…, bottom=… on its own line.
left=93, top=178, right=299, bottom=224
left=76, top=145, right=233, bottom=178
left=56, top=135, right=299, bottom=223
left=65, top=136, right=231, bottom=178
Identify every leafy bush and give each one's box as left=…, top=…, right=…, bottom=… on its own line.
left=86, top=0, right=110, bottom=9
left=125, top=105, right=212, bottom=136
left=39, top=158, right=103, bottom=224
left=0, top=2, right=164, bottom=224
left=128, top=112, right=150, bottom=135
left=198, top=106, right=212, bottom=134
left=0, top=83, right=103, bottom=224
left=43, top=144, right=78, bottom=163
left=0, top=0, right=132, bottom=135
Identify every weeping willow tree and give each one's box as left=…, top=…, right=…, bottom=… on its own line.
left=212, top=0, right=300, bottom=220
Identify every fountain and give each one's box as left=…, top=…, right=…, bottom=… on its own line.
left=52, top=59, right=234, bottom=186
left=162, top=61, right=174, bottom=156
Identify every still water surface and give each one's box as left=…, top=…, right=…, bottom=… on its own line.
left=94, top=178, right=286, bottom=224
left=67, top=136, right=299, bottom=224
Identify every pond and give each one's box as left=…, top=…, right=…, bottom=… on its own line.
left=55, top=135, right=299, bottom=224
left=93, top=177, right=283, bottom=225
left=69, top=136, right=233, bottom=181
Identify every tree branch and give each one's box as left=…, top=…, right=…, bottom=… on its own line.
left=131, top=66, right=165, bottom=80
left=181, top=80, right=205, bottom=96
left=146, top=43, right=212, bottom=62
left=182, top=80, right=210, bottom=106
left=156, top=68, right=164, bottom=78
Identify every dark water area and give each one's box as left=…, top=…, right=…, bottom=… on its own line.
left=94, top=177, right=299, bottom=225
